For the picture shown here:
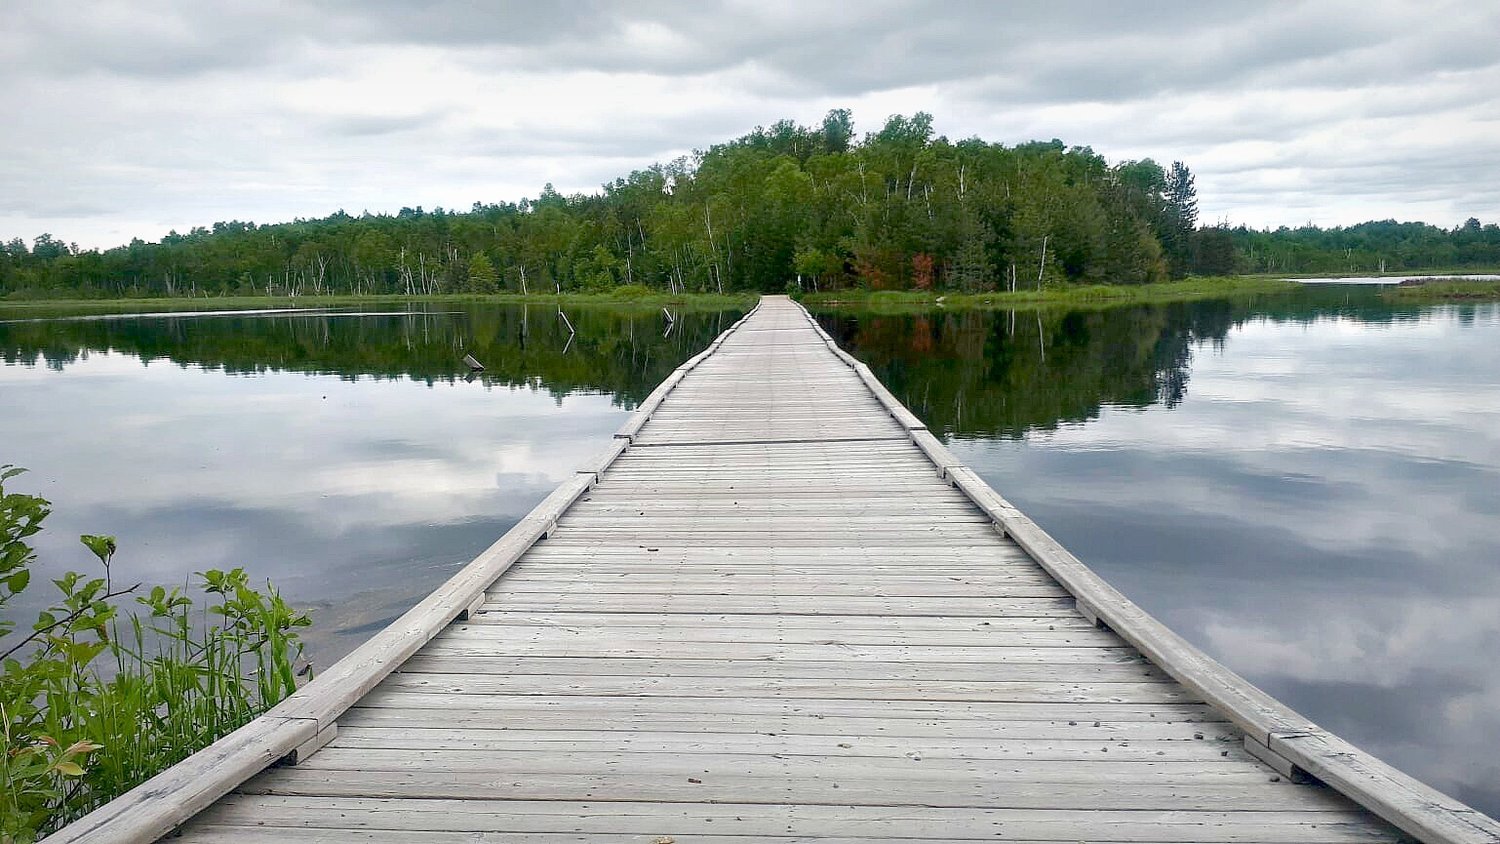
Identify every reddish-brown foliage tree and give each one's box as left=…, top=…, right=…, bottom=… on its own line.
left=912, top=253, right=934, bottom=290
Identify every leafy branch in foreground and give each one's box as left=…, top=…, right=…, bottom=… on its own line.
left=0, top=465, right=311, bottom=843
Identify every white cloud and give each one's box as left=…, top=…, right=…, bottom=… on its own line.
left=2, top=0, right=1497, bottom=248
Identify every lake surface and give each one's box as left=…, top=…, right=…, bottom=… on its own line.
left=0, top=304, right=741, bottom=663
left=2, top=291, right=1497, bottom=816
left=1290, top=273, right=1500, bottom=284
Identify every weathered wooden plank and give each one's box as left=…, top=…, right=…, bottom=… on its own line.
left=397, top=653, right=1165, bottom=682
left=176, top=831, right=1377, bottom=844
left=415, top=640, right=1146, bottom=665
left=280, top=750, right=1283, bottom=783
left=338, top=708, right=1232, bottom=739
left=349, top=692, right=1224, bottom=722
left=489, top=577, right=1071, bottom=598
left=458, top=610, right=1092, bottom=630
left=436, top=622, right=1117, bottom=646
left=473, top=594, right=1083, bottom=617
left=239, top=768, right=1352, bottom=812
left=372, top=672, right=1194, bottom=704
left=191, top=797, right=1395, bottom=841
left=323, top=727, right=1242, bottom=761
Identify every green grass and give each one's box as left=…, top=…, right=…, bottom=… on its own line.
left=1379, top=278, right=1500, bottom=303
left=0, top=290, right=756, bottom=319
left=1275, top=267, right=1500, bottom=280
left=799, top=276, right=1301, bottom=312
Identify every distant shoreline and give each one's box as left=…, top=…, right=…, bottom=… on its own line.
left=5, top=272, right=1500, bottom=317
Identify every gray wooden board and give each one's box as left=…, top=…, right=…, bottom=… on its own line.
left=270, top=751, right=1292, bottom=783
left=337, top=709, right=1235, bottom=740
left=435, top=622, right=1118, bottom=646
left=473, top=595, right=1083, bottom=616
left=349, top=692, right=1220, bottom=721
left=188, top=797, right=1394, bottom=841
left=175, top=833, right=1389, bottom=844
left=489, top=578, right=1072, bottom=598
left=237, top=769, right=1349, bottom=812
left=458, top=611, right=1095, bottom=630
left=413, top=640, right=1148, bottom=665
left=514, top=546, right=1035, bottom=560
left=307, top=732, right=1247, bottom=762
left=371, top=673, right=1194, bottom=704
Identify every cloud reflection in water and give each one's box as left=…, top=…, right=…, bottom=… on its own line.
left=949, top=305, right=1500, bottom=814
left=1, top=351, right=625, bottom=661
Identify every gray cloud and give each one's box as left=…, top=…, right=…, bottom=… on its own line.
left=2, top=0, right=1498, bottom=247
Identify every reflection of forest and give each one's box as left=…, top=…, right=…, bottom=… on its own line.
left=816, top=291, right=1451, bottom=438
left=0, top=305, right=742, bottom=408
left=5, top=293, right=1478, bottom=437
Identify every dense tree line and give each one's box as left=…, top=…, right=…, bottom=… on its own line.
left=3, top=111, right=1495, bottom=299
left=1, top=112, right=1202, bottom=298
left=1201, top=217, right=1500, bottom=276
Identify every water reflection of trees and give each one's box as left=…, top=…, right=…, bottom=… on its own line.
left=818, top=304, right=1220, bottom=437
left=816, top=293, right=1466, bottom=438
left=0, top=305, right=740, bottom=408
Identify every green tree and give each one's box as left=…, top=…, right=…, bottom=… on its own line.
left=1163, top=161, right=1198, bottom=277
left=467, top=252, right=499, bottom=293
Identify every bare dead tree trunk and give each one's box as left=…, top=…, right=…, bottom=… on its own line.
left=703, top=205, right=723, bottom=293
left=1037, top=235, right=1049, bottom=289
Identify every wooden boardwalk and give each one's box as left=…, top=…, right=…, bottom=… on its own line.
left=52, top=297, right=1499, bottom=843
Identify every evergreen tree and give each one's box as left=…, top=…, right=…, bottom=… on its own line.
left=1162, top=161, right=1198, bottom=277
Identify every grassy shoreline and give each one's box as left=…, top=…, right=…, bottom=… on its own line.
left=799, top=276, right=1301, bottom=311
left=0, top=278, right=1297, bottom=317
left=0, top=290, right=757, bottom=317
left=7, top=273, right=1498, bottom=318
left=1380, top=279, right=1500, bottom=303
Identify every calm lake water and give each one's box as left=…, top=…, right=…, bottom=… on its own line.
left=0, top=304, right=739, bottom=655
left=2, top=291, right=1497, bottom=816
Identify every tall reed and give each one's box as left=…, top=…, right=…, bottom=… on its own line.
left=1, top=466, right=311, bottom=843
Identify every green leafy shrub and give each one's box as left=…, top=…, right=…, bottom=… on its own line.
left=608, top=284, right=654, bottom=300
left=0, top=466, right=311, bottom=843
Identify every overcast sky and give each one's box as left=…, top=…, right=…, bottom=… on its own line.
left=3, top=0, right=1497, bottom=250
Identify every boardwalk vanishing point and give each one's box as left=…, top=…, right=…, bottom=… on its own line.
left=51, top=296, right=1500, bottom=843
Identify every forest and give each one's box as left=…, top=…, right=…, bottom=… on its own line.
left=2, top=110, right=1497, bottom=299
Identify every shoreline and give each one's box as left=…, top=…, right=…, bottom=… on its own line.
left=6, top=272, right=1500, bottom=318
left=799, top=276, right=1301, bottom=311
left=0, top=291, right=758, bottom=317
